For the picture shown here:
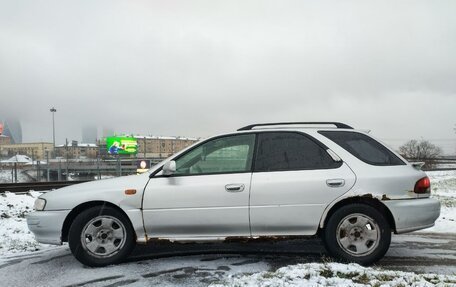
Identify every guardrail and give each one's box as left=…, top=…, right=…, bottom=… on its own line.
left=423, top=167, right=456, bottom=171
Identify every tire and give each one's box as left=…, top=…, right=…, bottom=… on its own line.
left=68, top=205, right=135, bottom=267
left=322, top=203, right=391, bottom=265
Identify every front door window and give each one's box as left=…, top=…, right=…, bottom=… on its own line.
left=174, top=134, right=256, bottom=175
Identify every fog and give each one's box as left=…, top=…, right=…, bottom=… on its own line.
left=0, top=1, right=455, bottom=153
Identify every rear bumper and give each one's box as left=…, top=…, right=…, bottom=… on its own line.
left=383, top=198, right=440, bottom=234
left=27, top=210, right=71, bottom=245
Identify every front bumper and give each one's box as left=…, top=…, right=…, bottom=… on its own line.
left=27, top=210, right=71, bottom=245
left=383, top=198, right=441, bottom=234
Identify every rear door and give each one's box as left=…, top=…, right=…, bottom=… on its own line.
left=249, top=131, right=356, bottom=236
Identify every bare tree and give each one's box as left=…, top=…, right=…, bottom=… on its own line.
left=399, top=140, right=442, bottom=168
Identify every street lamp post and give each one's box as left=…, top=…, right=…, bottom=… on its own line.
left=50, top=107, right=57, bottom=157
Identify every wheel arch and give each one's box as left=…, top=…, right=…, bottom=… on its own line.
left=319, top=197, right=397, bottom=234
left=61, top=201, right=136, bottom=242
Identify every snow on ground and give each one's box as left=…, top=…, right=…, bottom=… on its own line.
left=0, top=169, right=29, bottom=183
left=0, top=191, right=51, bottom=256
left=423, top=170, right=456, bottom=233
left=211, top=262, right=456, bottom=287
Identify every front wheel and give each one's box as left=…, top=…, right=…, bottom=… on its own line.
left=322, top=203, right=391, bottom=265
left=68, top=206, right=135, bottom=267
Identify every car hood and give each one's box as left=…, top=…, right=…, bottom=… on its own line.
left=41, top=173, right=149, bottom=210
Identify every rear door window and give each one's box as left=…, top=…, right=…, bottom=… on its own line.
left=319, top=131, right=405, bottom=166
left=254, top=132, right=340, bottom=172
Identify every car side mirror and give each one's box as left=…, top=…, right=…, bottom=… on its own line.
left=162, top=160, right=176, bottom=176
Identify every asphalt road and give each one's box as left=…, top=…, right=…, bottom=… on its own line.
left=0, top=232, right=455, bottom=287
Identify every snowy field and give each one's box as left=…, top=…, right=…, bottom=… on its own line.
left=0, top=170, right=455, bottom=286
left=422, top=170, right=456, bottom=233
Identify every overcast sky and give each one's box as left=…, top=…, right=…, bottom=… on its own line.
left=0, top=1, right=455, bottom=153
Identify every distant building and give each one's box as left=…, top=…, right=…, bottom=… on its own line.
left=55, top=141, right=98, bottom=159
left=0, top=135, right=11, bottom=145
left=135, top=136, right=199, bottom=158
left=1, top=118, right=22, bottom=144
left=0, top=142, right=53, bottom=160
left=82, top=126, right=97, bottom=144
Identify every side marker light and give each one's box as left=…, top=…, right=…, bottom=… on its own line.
left=125, top=189, right=137, bottom=195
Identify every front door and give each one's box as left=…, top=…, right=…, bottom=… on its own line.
left=142, top=133, right=256, bottom=239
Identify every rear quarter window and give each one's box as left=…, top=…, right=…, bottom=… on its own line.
left=319, top=131, right=405, bottom=166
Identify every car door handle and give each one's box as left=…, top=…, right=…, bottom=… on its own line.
left=326, top=179, right=345, bottom=188
left=225, top=184, right=245, bottom=192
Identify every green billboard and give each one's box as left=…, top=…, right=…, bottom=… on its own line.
left=106, top=136, right=138, bottom=155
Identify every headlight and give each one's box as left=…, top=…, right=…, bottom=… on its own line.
left=34, top=198, right=46, bottom=211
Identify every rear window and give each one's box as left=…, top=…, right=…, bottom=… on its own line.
left=319, top=131, right=405, bottom=166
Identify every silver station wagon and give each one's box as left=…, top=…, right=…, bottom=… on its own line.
left=27, top=122, right=440, bottom=266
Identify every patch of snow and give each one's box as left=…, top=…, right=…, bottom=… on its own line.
left=0, top=191, right=52, bottom=256
left=211, top=262, right=456, bottom=287
left=0, top=169, right=29, bottom=183
left=421, top=170, right=456, bottom=234
left=1, top=154, right=33, bottom=163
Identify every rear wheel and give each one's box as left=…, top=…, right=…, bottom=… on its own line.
left=322, top=203, right=391, bottom=265
left=68, top=206, right=135, bottom=267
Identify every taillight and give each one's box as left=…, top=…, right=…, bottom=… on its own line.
left=414, top=177, right=430, bottom=194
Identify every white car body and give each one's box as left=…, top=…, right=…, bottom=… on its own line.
left=27, top=124, right=440, bottom=265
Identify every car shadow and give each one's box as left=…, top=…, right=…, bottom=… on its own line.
left=127, top=237, right=328, bottom=264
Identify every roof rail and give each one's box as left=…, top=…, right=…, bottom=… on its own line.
left=237, top=122, right=354, bottom=131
